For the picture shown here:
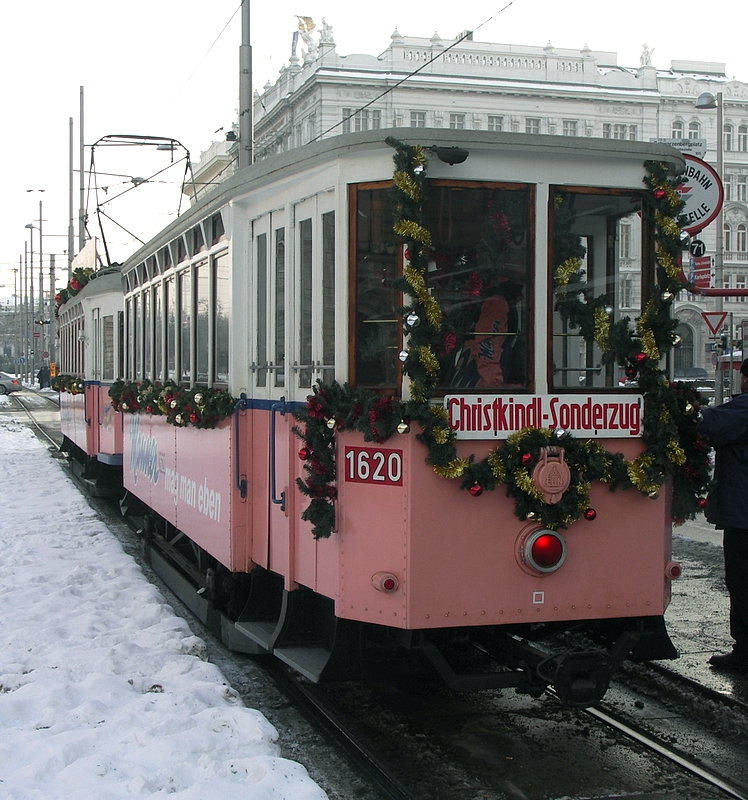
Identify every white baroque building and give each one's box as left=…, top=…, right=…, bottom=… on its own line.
left=193, top=26, right=748, bottom=374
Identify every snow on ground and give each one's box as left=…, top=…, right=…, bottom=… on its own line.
left=0, top=414, right=327, bottom=800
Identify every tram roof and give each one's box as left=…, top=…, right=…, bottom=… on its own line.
left=121, top=127, right=685, bottom=279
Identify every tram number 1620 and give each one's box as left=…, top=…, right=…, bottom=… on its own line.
left=343, top=447, right=403, bottom=486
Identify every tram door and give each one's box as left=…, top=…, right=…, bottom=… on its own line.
left=250, top=205, right=302, bottom=581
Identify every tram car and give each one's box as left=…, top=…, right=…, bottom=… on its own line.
left=59, top=129, right=710, bottom=707
left=56, top=266, right=124, bottom=495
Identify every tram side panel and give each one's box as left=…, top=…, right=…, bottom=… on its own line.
left=59, top=391, right=87, bottom=453
left=123, top=414, right=241, bottom=571
left=98, top=385, right=123, bottom=464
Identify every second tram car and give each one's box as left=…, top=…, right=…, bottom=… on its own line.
left=58, top=129, right=700, bottom=706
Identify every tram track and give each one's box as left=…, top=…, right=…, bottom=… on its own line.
left=4, top=389, right=62, bottom=449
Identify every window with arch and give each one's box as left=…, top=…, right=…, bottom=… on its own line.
left=738, top=224, right=747, bottom=252
left=725, top=223, right=733, bottom=252
left=688, top=121, right=701, bottom=140
left=671, top=120, right=684, bottom=139
left=740, top=125, right=748, bottom=152
left=725, top=124, right=734, bottom=151
left=674, top=323, right=694, bottom=371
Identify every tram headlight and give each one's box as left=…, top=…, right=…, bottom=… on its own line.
left=517, top=527, right=567, bottom=574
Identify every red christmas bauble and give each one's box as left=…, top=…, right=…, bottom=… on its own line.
left=635, top=352, right=647, bottom=364
left=298, top=447, right=311, bottom=461
left=584, top=508, right=597, bottom=521
left=469, top=483, right=483, bottom=497
left=697, top=497, right=707, bottom=509
left=521, top=452, right=534, bottom=466
left=654, top=188, right=666, bottom=200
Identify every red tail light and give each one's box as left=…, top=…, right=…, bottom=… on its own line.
left=521, top=529, right=567, bottom=574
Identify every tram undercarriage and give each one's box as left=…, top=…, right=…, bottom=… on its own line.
left=122, top=493, right=676, bottom=708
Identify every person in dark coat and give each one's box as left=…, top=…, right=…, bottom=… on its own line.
left=698, top=358, right=748, bottom=671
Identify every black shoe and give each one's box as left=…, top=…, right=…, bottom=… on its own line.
left=708, top=651, right=748, bottom=671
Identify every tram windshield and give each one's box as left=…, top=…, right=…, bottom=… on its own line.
left=550, top=189, right=648, bottom=390
left=353, top=182, right=531, bottom=392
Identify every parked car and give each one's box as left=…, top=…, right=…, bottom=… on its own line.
left=674, top=367, right=710, bottom=381
left=0, top=372, right=22, bottom=394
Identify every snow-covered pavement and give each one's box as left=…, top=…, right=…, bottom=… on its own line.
left=0, top=410, right=327, bottom=799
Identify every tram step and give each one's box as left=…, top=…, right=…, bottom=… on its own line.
left=234, top=620, right=278, bottom=650
left=273, top=646, right=330, bottom=682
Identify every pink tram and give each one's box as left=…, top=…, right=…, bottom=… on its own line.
left=56, top=267, right=124, bottom=495
left=57, top=129, right=710, bottom=706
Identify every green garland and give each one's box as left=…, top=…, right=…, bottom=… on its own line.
left=109, top=379, right=235, bottom=428
left=54, top=267, right=94, bottom=313
left=51, top=374, right=85, bottom=394
left=294, top=142, right=712, bottom=538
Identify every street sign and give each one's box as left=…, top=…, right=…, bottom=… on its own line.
left=691, top=255, right=712, bottom=288
left=677, top=155, right=724, bottom=235
left=42, top=351, right=49, bottom=359
left=690, top=239, right=706, bottom=257
left=702, top=310, right=728, bottom=335
left=652, top=138, right=707, bottom=158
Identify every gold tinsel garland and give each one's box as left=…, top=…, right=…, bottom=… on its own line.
left=393, top=170, right=421, bottom=202
left=593, top=306, right=610, bottom=350
left=403, top=266, right=442, bottom=328
left=554, top=257, right=582, bottom=288
left=488, top=449, right=506, bottom=483
left=656, top=247, right=682, bottom=281
left=433, top=458, right=470, bottom=479
left=394, top=220, right=432, bottom=256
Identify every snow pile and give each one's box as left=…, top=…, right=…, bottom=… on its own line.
left=0, top=417, right=327, bottom=799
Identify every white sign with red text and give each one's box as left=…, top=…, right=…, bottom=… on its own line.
left=444, top=394, right=643, bottom=439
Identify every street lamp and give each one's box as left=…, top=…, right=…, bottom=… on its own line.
left=695, top=90, right=725, bottom=399
left=24, top=223, right=36, bottom=381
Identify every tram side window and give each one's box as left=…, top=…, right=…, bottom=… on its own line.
left=166, top=276, right=176, bottom=379
left=353, top=183, right=531, bottom=391
left=154, top=281, right=163, bottom=380
left=321, top=211, right=335, bottom=384
left=195, top=262, right=210, bottom=383
left=256, top=233, right=268, bottom=387
left=214, top=253, right=230, bottom=384
left=353, top=188, right=401, bottom=388
left=550, top=189, right=646, bottom=389
left=299, top=219, right=313, bottom=387
left=275, top=228, right=285, bottom=387
left=179, top=269, right=191, bottom=382
left=143, top=288, right=152, bottom=380
left=102, top=315, right=115, bottom=381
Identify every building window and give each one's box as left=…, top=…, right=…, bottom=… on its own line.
left=739, top=125, right=748, bottom=152
left=342, top=108, right=352, bottom=134
left=620, top=277, right=633, bottom=309
left=487, top=115, right=503, bottom=132
left=688, top=121, right=701, bottom=139
left=562, top=120, right=578, bottom=137
left=603, top=123, right=611, bottom=138
left=613, top=124, right=628, bottom=140
left=449, top=113, right=465, bottom=129
left=738, top=177, right=748, bottom=202
left=628, top=125, right=638, bottom=140
left=354, top=110, right=370, bottom=131
left=620, top=222, right=631, bottom=259
left=671, top=120, right=684, bottom=139
left=410, top=111, right=426, bottom=128
left=371, top=109, right=382, bottom=129
left=725, top=175, right=734, bottom=202
left=725, top=223, right=733, bottom=252
left=725, top=124, right=734, bottom=151
left=526, top=117, right=540, bottom=134
left=738, top=224, right=748, bottom=252
left=737, top=274, right=747, bottom=303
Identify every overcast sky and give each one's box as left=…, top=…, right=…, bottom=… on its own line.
left=1, top=0, right=744, bottom=300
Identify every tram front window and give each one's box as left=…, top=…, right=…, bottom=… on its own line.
left=353, top=183, right=531, bottom=392
left=550, top=189, right=648, bottom=390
